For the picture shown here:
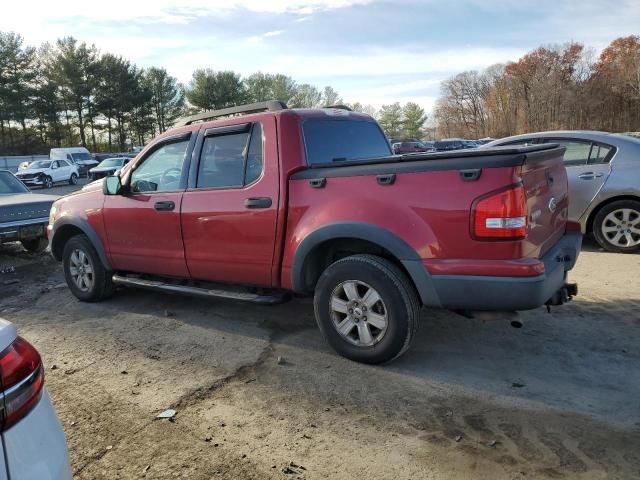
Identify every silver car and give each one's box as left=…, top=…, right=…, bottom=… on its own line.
left=485, top=131, right=640, bottom=253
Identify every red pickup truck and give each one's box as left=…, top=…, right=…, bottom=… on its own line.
left=48, top=101, right=581, bottom=364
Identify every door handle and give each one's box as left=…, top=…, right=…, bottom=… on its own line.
left=578, top=172, right=604, bottom=180
left=244, top=197, right=272, bottom=209
left=154, top=201, right=175, bottom=211
left=376, top=174, right=396, bottom=185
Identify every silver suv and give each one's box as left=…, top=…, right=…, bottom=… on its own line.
left=486, top=131, right=640, bottom=253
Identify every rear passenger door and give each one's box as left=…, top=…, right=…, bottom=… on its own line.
left=50, top=161, right=65, bottom=182
left=181, top=118, right=279, bottom=287
left=59, top=160, right=73, bottom=180
left=543, top=138, right=613, bottom=220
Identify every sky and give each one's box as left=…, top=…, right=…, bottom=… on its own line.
left=1, top=0, right=639, bottom=114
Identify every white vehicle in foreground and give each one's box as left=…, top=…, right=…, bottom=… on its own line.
left=15, top=160, right=78, bottom=189
left=0, top=318, right=71, bottom=479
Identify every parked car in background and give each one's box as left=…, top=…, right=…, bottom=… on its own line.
left=89, top=157, right=132, bottom=180
left=0, top=170, right=56, bottom=252
left=393, top=141, right=436, bottom=154
left=434, top=138, right=478, bottom=151
left=485, top=131, right=640, bottom=253
left=50, top=147, right=98, bottom=178
left=48, top=101, right=581, bottom=364
left=15, top=159, right=78, bottom=189
left=0, top=318, right=72, bottom=479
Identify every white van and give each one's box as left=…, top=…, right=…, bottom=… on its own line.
left=49, top=147, right=98, bottom=177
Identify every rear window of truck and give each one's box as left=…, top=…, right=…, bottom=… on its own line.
left=302, top=119, right=392, bottom=165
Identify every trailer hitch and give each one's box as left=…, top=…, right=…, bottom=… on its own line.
left=545, top=282, right=578, bottom=312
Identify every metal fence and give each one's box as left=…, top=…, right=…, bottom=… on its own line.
left=0, top=155, right=49, bottom=172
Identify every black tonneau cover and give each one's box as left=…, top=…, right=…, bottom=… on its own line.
left=291, top=144, right=564, bottom=180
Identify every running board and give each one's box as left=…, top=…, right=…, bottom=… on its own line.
left=111, top=274, right=290, bottom=305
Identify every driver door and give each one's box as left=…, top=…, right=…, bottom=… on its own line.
left=103, top=134, right=193, bottom=277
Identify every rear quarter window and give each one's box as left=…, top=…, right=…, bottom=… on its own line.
left=302, top=119, right=391, bottom=165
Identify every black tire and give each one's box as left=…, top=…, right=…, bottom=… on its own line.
left=62, top=234, right=114, bottom=302
left=592, top=199, right=640, bottom=253
left=43, top=175, right=53, bottom=189
left=314, top=254, right=420, bottom=364
left=21, top=237, right=48, bottom=253
left=69, top=173, right=78, bottom=185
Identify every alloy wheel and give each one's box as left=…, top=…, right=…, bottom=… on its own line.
left=601, top=208, right=640, bottom=248
left=69, top=249, right=94, bottom=292
left=329, top=280, right=388, bottom=347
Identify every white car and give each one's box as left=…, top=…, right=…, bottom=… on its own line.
left=88, top=157, right=132, bottom=180
left=0, top=318, right=72, bottom=479
left=15, top=160, right=79, bottom=189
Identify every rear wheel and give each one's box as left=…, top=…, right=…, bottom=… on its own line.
left=314, top=254, right=420, bottom=364
left=69, top=173, right=78, bottom=185
left=21, top=237, right=48, bottom=253
left=593, top=200, right=640, bottom=253
left=62, top=235, right=114, bottom=302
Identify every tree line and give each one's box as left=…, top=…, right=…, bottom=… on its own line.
left=1, top=31, right=427, bottom=155
left=435, top=35, right=640, bottom=139
left=0, top=30, right=434, bottom=155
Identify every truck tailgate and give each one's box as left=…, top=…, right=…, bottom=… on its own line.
left=518, top=146, right=569, bottom=258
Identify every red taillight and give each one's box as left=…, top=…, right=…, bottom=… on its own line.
left=0, top=337, right=44, bottom=430
left=473, top=185, right=528, bottom=239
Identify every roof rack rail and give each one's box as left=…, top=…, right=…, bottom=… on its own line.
left=174, top=100, right=288, bottom=127
left=323, top=104, right=352, bottom=111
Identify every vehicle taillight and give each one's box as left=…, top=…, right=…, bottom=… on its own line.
left=472, top=185, right=528, bottom=239
left=0, top=337, right=44, bottom=430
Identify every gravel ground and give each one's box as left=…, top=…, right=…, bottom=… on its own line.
left=0, top=196, right=639, bottom=479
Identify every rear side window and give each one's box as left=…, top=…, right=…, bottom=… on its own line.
left=302, top=119, right=391, bottom=165
left=546, top=140, right=591, bottom=166
left=197, top=123, right=263, bottom=189
left=588, top=143, right=614, bottom=164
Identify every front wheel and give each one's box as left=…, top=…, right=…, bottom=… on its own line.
left=314, top=254, right=420, bottom=364
left=593, top=200, right=640, bottom=253
left=43, top=175, right=53, bottom=189
left=69, top=173, right=78, bottom=185
left=62, top=235, right=114, bottom=302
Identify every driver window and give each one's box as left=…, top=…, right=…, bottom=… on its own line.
left=130, top=140, right=189, bottom=193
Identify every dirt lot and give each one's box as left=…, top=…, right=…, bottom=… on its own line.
left=1, top=181, right=639, bottom=479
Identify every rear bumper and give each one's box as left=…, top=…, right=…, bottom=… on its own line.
left=428, top=232, right=582, bottom=311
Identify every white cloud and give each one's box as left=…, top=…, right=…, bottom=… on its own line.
left=0, top=0, right=373, bottom=32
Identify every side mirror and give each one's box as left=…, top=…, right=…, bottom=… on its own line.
left=104, top=175, right=122, bottom=195
left=51, top=164, right=58, bottom=170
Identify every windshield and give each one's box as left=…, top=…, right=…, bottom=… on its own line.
left=302, top=119, right=392, bottom=165
left=29, top=161, right=51, bottom=169
left=0, top=171, right=30, bottom=194
left=72, top=152, right=93, bottom=161
left=98, top=158, right=124, bottom=168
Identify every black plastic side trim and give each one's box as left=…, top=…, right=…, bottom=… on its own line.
left=291, top=222, right=439, bottom=306
left=290, top=154, right=525, bottom=179
left=51, top=217, right=112, bottom=270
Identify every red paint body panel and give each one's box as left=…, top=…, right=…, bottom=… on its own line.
left=181, top=117, right=280, bottom=286
left=103, top=192, right=189, bottom=277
